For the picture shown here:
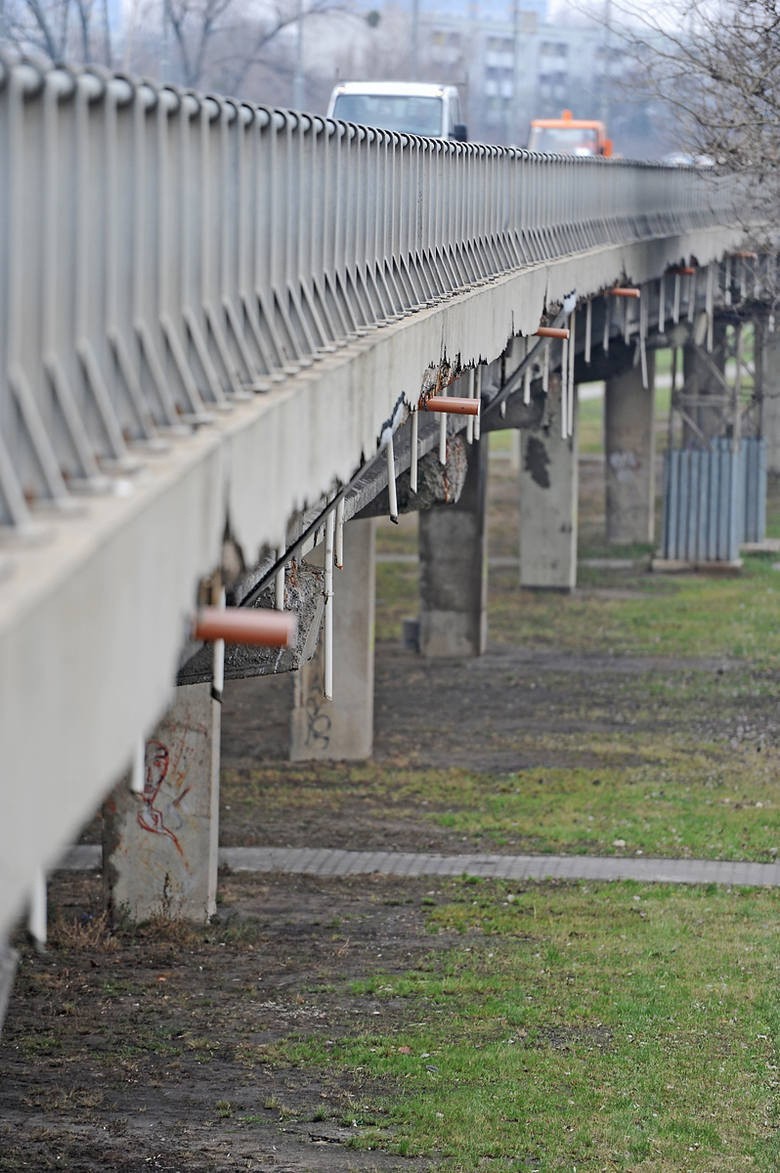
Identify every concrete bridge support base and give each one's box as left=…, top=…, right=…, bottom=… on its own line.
left=103, top=681, right=220, bottom=924
left=418, top=437, right=488, bottom=656
left=290, top=518, right=376, bottom=761
left=518, top=375, right=578, bottom=590
left=605, top=353, right=656, bottom=545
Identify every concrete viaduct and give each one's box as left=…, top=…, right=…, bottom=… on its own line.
left=1, top=56, right=777, bottom=1013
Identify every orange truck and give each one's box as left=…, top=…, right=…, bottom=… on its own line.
left=527, top=109, right=613, bottom=157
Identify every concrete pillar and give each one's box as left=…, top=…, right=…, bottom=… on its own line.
left=604, top=351, right=656, bottom=544
left=290, top=518, right=376, bottom=761
left=418, top=435, right=487, bottom=656
left=0, top=943, right=18, bottom=1033
left=518, top=374, right=578, bottom=590
left=103, top=681, right=220, bottom=923
left=757, top=315, right=780, bottom=474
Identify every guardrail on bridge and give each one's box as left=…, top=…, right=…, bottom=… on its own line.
left=0, top=54, right=741, bottom=535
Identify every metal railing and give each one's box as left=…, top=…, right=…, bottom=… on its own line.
left=0, top=55, right=741, bottom=533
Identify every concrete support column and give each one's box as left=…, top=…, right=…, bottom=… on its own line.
left=604, top=351, right=656, bottom=544
left=103, top=681, right=220, bottom=923
left=418, top=436, right=487, bottom=656
left=757, top=316, right=780, bottom=474
left=0, top=943, right=18, bottom=1033
left=518, top=374, right=578, bottom=590
left=290, top=518, right=376, bottom=761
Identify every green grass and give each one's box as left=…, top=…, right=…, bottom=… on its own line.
left=578, top=384, right=604, bottom=454
left=429, top=759, right=778, bottom=862
left=494, top=554, right=780, bottom=660
left=486, top=553, right=780, bottom=664
left=374, top=557, right=419, bottom=641
left=222, top=739, right=779, bottom=861
left=375, top=537, right=778, bottom=661
left=273, top=880, right=779, bottom=1170
left=374, top=505, right=418, bottom=555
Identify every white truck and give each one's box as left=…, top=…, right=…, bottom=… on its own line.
left=326, top=80, right=468, bottom=141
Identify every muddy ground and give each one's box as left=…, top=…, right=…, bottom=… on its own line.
left=0, top=456, right=776, bottom=1171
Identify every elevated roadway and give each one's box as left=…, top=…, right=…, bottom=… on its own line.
left=0, top=55, right=756, bottom=944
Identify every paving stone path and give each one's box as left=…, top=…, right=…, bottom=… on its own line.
left=61, top=845, right=780, bottom=887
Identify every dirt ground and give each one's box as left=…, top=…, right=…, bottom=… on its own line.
left=0, top=458, right=775, bottom=1171
left=0, top=867, right=452, bottom=1171
left=2, top=648, right=771, bottom=1173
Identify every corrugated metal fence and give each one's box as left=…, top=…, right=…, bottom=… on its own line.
left=660, top=437, right=766, bottom=562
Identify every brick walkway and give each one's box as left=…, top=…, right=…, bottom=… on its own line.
left=61, top=845, right=780, bottom=887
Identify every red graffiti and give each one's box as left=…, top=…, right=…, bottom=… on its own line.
left=137, top=739, right=184, bottom=857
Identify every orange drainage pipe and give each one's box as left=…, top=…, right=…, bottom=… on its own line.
left=608, top=287, right=641, bottom=298
left=670, top=266, right=697, bottom=276
left=193, top=607, right=296, bottom=647
left=423, top=396, right=479, bottom=415
left=534, top=326, right=569, bottom=340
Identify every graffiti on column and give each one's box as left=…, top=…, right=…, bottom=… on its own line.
left=137, top=739, right=188, bottom=857
left=608, top=450, right=639, bottom=482
left=304, top=672, right=332, bottom=750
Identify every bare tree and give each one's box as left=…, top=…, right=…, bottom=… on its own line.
left=1, top=0, right=353, bottom=103
left=1, top=0, right=114, bottom=65
left=159, top=0, right=348, bottom=95
left=607, top=0, right=779, bottom=220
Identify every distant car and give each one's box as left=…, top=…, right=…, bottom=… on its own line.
left=527, top=109, right=613, bottom=157
left=326, top=81, right=468, bottom=141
